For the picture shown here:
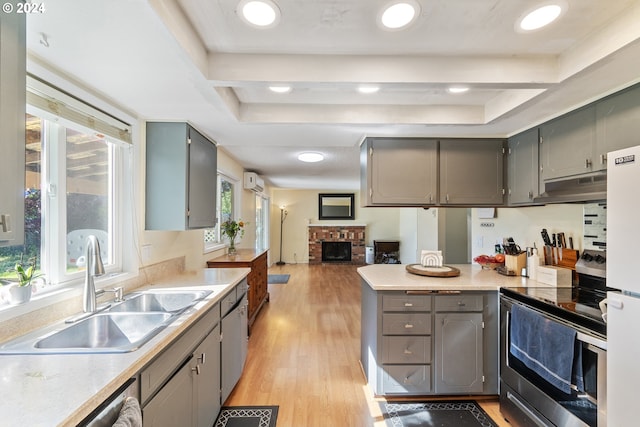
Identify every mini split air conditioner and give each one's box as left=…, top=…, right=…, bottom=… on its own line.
left=243, top=172, right=264, bottom=193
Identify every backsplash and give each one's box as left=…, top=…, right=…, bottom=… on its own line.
left=0, top=256, right=186, bottom=343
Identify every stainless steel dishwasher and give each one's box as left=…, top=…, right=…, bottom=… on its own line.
left=77, top=377, right=139, bottom=426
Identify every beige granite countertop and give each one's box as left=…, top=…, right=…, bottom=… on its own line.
left=0, top=267, right=250, bottom=427
left=358, top=263, right=534, bottom=291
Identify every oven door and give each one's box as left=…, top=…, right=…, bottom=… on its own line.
left=500, top=295, right=606, bottom=427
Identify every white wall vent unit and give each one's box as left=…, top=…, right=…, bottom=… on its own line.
left=244, top=172, right=264, bottom=192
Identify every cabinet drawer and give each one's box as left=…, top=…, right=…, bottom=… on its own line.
left=220, top=288, right=238, bottom=316
left=435, top=295, right=483, bottom=312
left=382, top=365, right=431, bottom=394
left=382, top=294, right=431, bottom=312
left=383, top=336, right=431, bottom=364
left=383, top=313, right=432, bottom=335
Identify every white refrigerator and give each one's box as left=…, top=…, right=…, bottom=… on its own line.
left=607, top=145, right=640, bottom=426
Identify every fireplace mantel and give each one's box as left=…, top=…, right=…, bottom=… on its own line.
left=308, top=224, right=366, bottom=265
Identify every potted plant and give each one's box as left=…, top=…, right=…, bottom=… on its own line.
left=220, top=219, right=246, bottom=255
left=1, top=255, right=42, bottom=305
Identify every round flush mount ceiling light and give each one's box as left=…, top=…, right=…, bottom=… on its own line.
left=517, top=3, right=565, bottom=32
left=358, top=85, right=380, bottom=94
left=378, top=1, right=420, bottom=30
left=269, top=85, right=291, bottom=93
left=298, top=152, right=324, bottom=163
left=238, top=0, right=281, bottom=28
left=447, top=86, right=469, bottom=94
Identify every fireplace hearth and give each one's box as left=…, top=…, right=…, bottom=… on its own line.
left=308, top=225, right=366, bottom=265
left=322, top=241, right=352, bottom=262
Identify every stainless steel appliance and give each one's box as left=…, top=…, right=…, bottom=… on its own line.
left=500, top=250, right=612, bottom=427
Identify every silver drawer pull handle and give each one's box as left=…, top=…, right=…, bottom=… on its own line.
left=404, top=349, right=413, bottom=355
left=457, top=302, right=466, bottom=306
left=404, top=303, right=413, bottom=307
left=404, top=376, right=410, bottom=384
left=404, top=324, right=414, bottom=329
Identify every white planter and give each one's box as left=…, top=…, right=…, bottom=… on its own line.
left=7, top=283, right=32, bottom=305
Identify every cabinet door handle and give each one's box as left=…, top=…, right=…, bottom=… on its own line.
left=586, top=158, right=592, bottom=168
left=600, top=153, right=607, bottom=164
left=445, top=194, right=450, bottom=203
left=197, top=352, right=205, bottom=365
left=191, top=365, right=201, bottom=375
left=404, top=323, right=414, bottom=329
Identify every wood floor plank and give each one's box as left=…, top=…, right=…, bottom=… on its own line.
left=224, top=264, right=511, bottom=426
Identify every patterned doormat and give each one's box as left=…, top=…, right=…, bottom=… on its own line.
left=379, top=400, right=498, bottom=427
left=267, top=274, right=290, bottom=284
left=214, top=406, right=278, bottom=427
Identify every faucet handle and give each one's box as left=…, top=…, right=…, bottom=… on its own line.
left=97, top=287, right=124, bottom=302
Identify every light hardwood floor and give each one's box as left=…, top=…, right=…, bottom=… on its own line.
left=225, top=263, right=511, bottom=427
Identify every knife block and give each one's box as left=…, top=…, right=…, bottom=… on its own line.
left=505, top=253, right=527, bottom=275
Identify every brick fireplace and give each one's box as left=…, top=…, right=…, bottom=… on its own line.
left=308, top=224, right=366, bottom=265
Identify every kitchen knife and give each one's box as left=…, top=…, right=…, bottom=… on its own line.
left=541, top=229, right=552, bottom=246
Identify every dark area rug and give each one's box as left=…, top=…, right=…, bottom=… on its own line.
left=379, top=400, right=498, bottom=427
left=268, top=274, right=290, bottom=284
left=214, top=406, right=278, bottom=427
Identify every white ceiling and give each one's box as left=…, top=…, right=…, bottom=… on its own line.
left=26, top=0, right=640, bottom=190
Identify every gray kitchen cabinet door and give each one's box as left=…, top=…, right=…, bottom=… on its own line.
left=508, top=128, right=540, bottom=205
left=434, top=312, right=484, bottom=394
left=439, top=139, right=505, bottom=205
left=596, top=84, right=640, bottom=167
left=194, top=324, right=221, bottom=427
left=145, top=122, right=217, bottom=230
left=0, top=9, right=26, bottom=246
left=539, top=105, right=597, bottom=181
left=361, top=138, right=438, bottom=206
left=142, top=360, right=195, bottom=427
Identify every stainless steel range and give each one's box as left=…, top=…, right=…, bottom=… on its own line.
left=499, top=250, right=613, bottom=427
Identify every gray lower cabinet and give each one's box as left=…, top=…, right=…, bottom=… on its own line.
left=141, top=278, right=248, bottom=426
left=145, top=122, right=217, bottom=230
left=361, top=282, right=498, bottom=396
left=508, top=128, right=540, bottom=205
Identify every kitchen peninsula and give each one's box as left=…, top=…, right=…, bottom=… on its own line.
left=358, top=264, right=526, bottom=397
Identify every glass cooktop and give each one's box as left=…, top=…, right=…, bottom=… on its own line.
left=500, top=286, right=607, bottom=337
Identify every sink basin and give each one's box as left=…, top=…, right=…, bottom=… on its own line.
left=0, top=289, right=212, bottom=354
left=34, top=312, right=174, bottom=352
left=108, top=290, right=211, bottom=313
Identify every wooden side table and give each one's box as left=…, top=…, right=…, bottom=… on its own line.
left=207, top=249, right=269, bottom=331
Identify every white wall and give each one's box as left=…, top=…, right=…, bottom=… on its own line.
left=470, top=204, right=584, bottom=258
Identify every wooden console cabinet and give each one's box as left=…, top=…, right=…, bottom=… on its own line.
left=207, top=249, right=268, bottom=330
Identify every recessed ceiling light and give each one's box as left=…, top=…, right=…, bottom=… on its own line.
left=358, top=85, right=380, bottom=94
left=298, top=152, right=324, bottom=163
left=378, top=1, right=420, bottom=30
left=517, top=3, right=564, bottom=31
left=269, top=85, right=291, bottom=93
left=448, top=86, right=469, bottom=94
left=238, top=0, right=281, bottom=28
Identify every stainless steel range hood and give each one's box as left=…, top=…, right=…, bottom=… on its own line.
left=533, top=172, right=607, bottom=204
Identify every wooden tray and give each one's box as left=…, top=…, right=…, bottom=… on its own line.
left=406, top=264, right=460, bottom=277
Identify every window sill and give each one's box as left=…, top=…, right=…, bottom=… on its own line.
left=204, top=242, right=227, bottom=254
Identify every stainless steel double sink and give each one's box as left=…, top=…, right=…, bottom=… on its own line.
left=0, top=289, right=211, bottom=354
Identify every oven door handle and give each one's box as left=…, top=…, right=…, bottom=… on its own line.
left=506, top=391, right=550, bottom=427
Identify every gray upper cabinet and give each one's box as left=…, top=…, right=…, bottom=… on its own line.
left=596, top=84, right=640, bottom=165
left=0, top=8, right=25, bottom=246
left=361, top=137, right=438, bottom=206
left=439, top=139, right=505, bottom=205
left=145, top=122, right=217, bottom=230
left=508, top=128, right=539, bottom=205
left=539, top=106, right=598, bottom=182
